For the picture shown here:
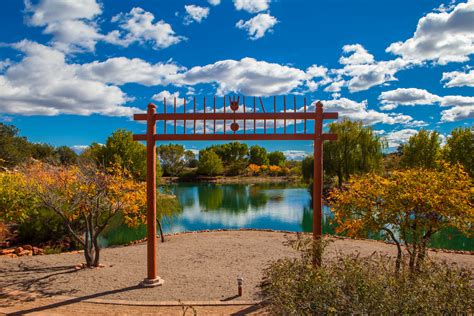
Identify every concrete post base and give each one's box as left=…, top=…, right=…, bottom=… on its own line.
left=140, top=277, right=164, bottom=288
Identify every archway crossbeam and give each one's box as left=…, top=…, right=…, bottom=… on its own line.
left=133, top=96, right=337, bottom=141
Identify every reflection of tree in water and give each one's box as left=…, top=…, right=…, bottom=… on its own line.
left=198, top=184, right=270, bottom=213
left=423, top=227, right=473, bottom=251
left=167, top=183, right=196, bottom=208
left=198, top=184, right=225, bottom=211
left=301, top=202, right=336, bottom=235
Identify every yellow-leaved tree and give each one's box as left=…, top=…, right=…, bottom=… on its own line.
left=24, top=162, right=148, bottom=267
left=329, top=162, right=473, bottom=272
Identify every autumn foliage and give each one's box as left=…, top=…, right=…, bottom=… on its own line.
left=329, top=162, right=473, bottom=272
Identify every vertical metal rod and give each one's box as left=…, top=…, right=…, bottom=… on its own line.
left=233, top=96, right=237, bottom=134
left=183, top=98, right=186, bottom=135
left=224, top=96, right=226, bottom=134
left=145, top=103, right=157, bottom=281
left=313, top=101, right=324, bottom=267
left=304, top=97, right=307, bottom=134
left=253, top=97, right=256, bottom=133
left=294, top=95, right=297, bottom=134
left=284, top=96, right=287, bottom=134
left=163, top=98, right=167, bottom=134
left=243, top=96, right=246, bottom=134
left=173, top=97, right=176, bottom=135
left=274, top=96, right=276, bottom=134
left=213, top=96, right=216, bottom=134
left=204, top=97, right=206, bottom=135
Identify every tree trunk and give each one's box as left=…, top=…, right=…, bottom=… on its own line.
left=92, top=236, right=100, bottom=267
left=383, top=228, right=402, bottom=274
left=157, top=219, right=165, bottom=243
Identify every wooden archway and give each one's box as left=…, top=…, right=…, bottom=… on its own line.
left=133, top=96, right=338, bottom=286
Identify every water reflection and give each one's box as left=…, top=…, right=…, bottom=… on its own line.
left=101, top=183, right=473, bottom=251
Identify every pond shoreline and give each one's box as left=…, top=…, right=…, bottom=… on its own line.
left=2, top=229, right=472, bottom=258
left=160, top=175, right=302, bottom=184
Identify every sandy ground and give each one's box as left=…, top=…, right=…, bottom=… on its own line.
left=1, top=230, right=473, bottom=315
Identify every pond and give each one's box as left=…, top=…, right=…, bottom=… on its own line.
left=101, top=182, right=473, bottom=251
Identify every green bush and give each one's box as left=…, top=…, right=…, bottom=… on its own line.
left=260, top=237, right=473, bottom=314
left=17, top=208, right=79, bottom=250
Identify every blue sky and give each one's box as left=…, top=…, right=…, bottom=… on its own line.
left=0, top=0, right=473, bottom=159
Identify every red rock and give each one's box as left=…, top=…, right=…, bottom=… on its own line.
left=32, top=247, right=44, bottom=255
left=0, top=248, right=15, bottom=255
left=23, top=245, right=33, bottom=251
left=14, top=247, right=23, bottom=255
left=18, top=249, right=32, bottom=256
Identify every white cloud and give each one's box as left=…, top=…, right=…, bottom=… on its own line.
left=208, top=0, right=221, bottom=5
left=24, top=0, right=103, bottom=53
left=151, top=90, right=182, bottom=102
left=441, top=105, right=474, bottom=121
left=110, top=7, right=185, bottom=50
left=383, top=129, right=419, bottom=148
left=442, top=69, right=474, bottom=87
left=328, top=44, right=412, bottom=93
left=306, top=65, right=328, bottom=79
left=379, top=88, right=441, bottom=110
left=180, top=57, right=308, bottom=96
left=440, top=95, right=474, bottom=107
left=25, top=0, right=101, bottom=25
left=184, top=5, right=210, bottom=25
left=324, top=80, right=345, bottom=93
left=378, top=87, right=474, bottom=122
left=282, top=150, right=310, bottom=161
left=310, top=98, right=424, bottom=127
left=233, top=0, right=270, bottom=13
left=305, top=65, right=330, bottom=91
left=78, top=57, right=183, bottom=86
left=236, top=13, right=278, bottom=40
left=386, top=0, right=474, bottom=64
left=339, top=44, right=374, bottom=65
left=0, top=40, right=137, bottom=116
left=340, top=57, right=410, bottom=93
left=378, top=88, right=474, bottom=109
left=71, top=145, right=90, bottom=153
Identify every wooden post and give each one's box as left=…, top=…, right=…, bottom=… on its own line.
left=141, top=103, right=164, bottom=287
left=312, top=101, right=323, bottom=266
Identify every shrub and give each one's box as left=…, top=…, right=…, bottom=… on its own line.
left=260, top=236, right=473, bottom=314
left=247, top=163, right=261, bottom=176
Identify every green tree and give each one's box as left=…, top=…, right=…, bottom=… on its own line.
left=55, top=146, right=78, bottom=165
left=268, top=151, right=286, bottom=166
left=249, top=145, right=269, bottom=166
left=197, top=150, right=224, bottom=176
left=30, top=143, right=57, bottom=162
left=86, top=129, right=161, bottom=180
left=324, top=119, right=385, bottom=187
left=158, top=144, right=195, bottom=177
left=204, top=142, right=249, bottom=175
left=0, top=123, right=31, bottom=167
left=399, top=129, right=440, bottom=169
left=443, top=126, right=473, bottom=177
left=301, top=156, right=313, bottom=182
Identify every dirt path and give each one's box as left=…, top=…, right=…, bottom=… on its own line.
left=1, top=230, right=472, bottom=315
